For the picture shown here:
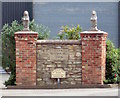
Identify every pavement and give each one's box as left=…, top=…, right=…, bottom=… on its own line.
left=1, top=88, right=118, bottom=96
left=0, top=66, right=10, bottom=89
left=0, top=71, right=119, bottom=96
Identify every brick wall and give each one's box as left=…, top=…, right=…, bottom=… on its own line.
left=15, top=30, right=108, bottom=86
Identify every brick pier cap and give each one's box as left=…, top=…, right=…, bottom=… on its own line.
left=80, top=30, right=108, bottom=85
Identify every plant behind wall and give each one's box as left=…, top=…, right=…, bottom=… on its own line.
left=2, top=20, right=50, bottom=86
left=57, top=25, right=82, bottom=40
left=105, top=40, right=120, bottom=83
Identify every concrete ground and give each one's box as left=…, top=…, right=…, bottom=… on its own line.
left=0, top=73, right=119, bottom=96
left=1, top=88, right=118, bottom=96
left=0, top=73, right=10, bottom=88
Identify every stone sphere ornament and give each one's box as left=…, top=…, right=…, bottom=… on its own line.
left=22, top=11, right=30, bottom=31
left=90, top=10, right=98, bottom=31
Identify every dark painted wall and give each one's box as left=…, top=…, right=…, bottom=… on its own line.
left=33, top=2, right=119, bottom=47
left=0, top=1, right=2, bottom=31
left=2, top=2, right=33, bottom=26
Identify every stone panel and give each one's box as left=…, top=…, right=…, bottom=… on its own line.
left=36, top=40, right=82, bottom=85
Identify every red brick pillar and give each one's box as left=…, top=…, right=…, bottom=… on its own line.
left=80, top=31, right=108, bottom=85
left=15, top=31, right=38, bottom=86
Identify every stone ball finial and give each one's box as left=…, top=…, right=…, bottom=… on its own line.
left=90, top=10, right=98, bottom=31
left=22, top=11, right=30, bottom=31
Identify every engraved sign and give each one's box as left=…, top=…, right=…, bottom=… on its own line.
left=51, top=68, right=66, bottom=78
left=49, top=48, right=68, bottom=61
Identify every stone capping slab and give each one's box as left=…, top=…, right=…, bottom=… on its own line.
left=14, top=31, right=38, bottom=35
left=6, top=84, right=115, bottom=89
left=81, top=30, right=107, bottom=34
left=37, top=40, right=82, bottom=45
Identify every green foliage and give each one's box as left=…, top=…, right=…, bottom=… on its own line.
left=57, top=25, right=82, bottom=40
left=29, top=20, right=50, bottom=40
left=104, top=40, right=120, bottom=83
left=4, top=70, right=16, bottom=86
left=116, top=49, right=120, bottom=83
left=2, top=21, right=22, bottom=86
left=2, top=20, right=50, bottom=86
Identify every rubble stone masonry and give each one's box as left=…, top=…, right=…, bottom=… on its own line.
left=36, top=40, right=82, bottom=85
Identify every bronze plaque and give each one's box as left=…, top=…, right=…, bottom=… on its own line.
left=49, top=48, right=68, bottom=61
left=51, top=68, right=66, bottom=78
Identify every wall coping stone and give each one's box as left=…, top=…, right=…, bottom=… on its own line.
left=15, top=31, right=38, bottom=35
left=37, top=40, right=82, bottom=45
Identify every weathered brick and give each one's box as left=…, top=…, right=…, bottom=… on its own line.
left=80, top=31, right=108, bottom=85
left=15, top=31, right=38, bottom=86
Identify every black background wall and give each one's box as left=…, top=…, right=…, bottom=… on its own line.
left=2, top=2, right=33, bottom=26
left=0, top=1, right=2, bottom=31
